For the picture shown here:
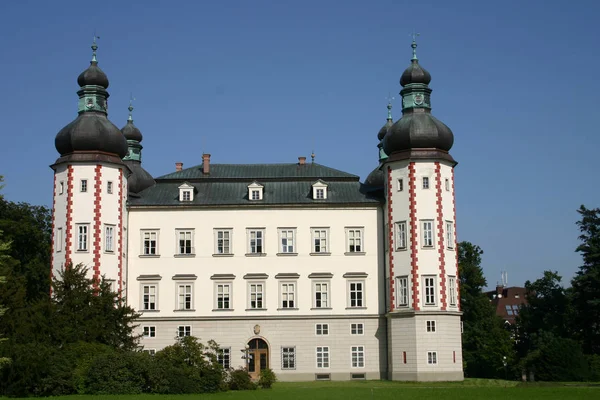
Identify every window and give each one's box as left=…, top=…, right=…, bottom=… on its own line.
left=177, top=230, right=194, bottom=255
left=346, top=228, right=363, bottom=253
left=56, top=228, right=63, bottom=252
left=316, top=323, right=329, bottom=335
left=142, top=284, right=157, bottom=310
left=142, top=230, right=158, bottom=255
left=281, top=282, right=295, bottom=308
left=247, top=229, right=265, bottom=254
left=218, top=348, right=231, bottom=369
left=248, top=182, right=264, bottom=200
left=107, top=181, right=113, bottom=194
left=315, top=188, right=325, bottom=199
left=351, top=323, right=364, bottom=335
left=215, top=229, right=232, bottom=255
left=445, top=178, right=450, bottom=191
left=446, top=221, right=454, bottom=249
left=182, top=190, right=191, bottom=201
left=395, top=221, right=407, bottom=250
left=351, top=346, right=365, bottom=368
left=505, top=304, right=514, bottom=316
left=397, top=178, right=404, bottom=191
left=177, top=284, right=193, bottom=310
left=279, top=229, right=296, bottom=253
left=143, top=326, right=156, bottom=338
left=178, top=183, right=195, bottom=202
left=80, top=179, right=88, bottom=192
left=422, top=176, right=429, bottom=189
left=249, top=283, right=264, bottom=309
left=216, top=283, right=231, bottom=309
left=397, top=276, right=409, bottom=307
left=316, top=346, right=330, bottom=368
left=424, top=276, right=436, bottom=306
left=282, top=347, right=296, bottom=370
left=427, top=351, right=438, bottom=365
left=59, top=181, right=64, bottom=195
left=251, top=189, right=260, bottom=200
left=312, top=181, right=328, bottom=200
left=177, top=325, right=191, bottom=337
left=314, top=282, right=329, bottom=308
left=448, top=276, right=457, bottom=306
left=76, top=224, right=89, bottom=251
left=421, top=220, right=434, bottom=247
left=104, top=225, right=114, bottom=252
left=143, top=349, right=156, bottom=356
left=348, top=281, right=364, bottom=308
left=311, top=228, right=329, bottom=253
left=426, top=320, right=436, bottom=332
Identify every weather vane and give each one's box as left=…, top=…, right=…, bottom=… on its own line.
left=385, top=93, right=394, bottom=119
left=128, top=93, right=136, bottom=121
left=410, top=32, right=420, bottom=60
left=91, top=32, right=100, bottom=62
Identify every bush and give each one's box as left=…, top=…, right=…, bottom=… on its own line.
left=525, top=332, right=590, bottom=381
left=258, top=368, right=277, bottom=389
left=228, top=367, right=256, bottom=390
left=84, top=350, right=152, bottom=394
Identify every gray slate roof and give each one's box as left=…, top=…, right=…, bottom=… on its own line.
left=130, top=163, right=379, bottom=207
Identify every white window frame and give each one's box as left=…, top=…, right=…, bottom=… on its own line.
left=178, top=182, right=195, bottom=202
left=315, top=188, right=325, bottom=199
left=421, top=220, right=434, bottom=248
left=396, top=276, right=410, bottom=307
left=182, top=190, right=191, bottom=201
left=107, top=181, right=113, bottom=194
left=315, top=323, right=329, bottom=336
left=248, top=181, right=264, bottom=201
left=142, top=326, right=156, bottom=338
left=177, top=283, right=193, bottom=310
left=397, top=178, right=404, bottom=192
left=141, top=284, right=158, bottom=311
left=313, top=281, right=330, bottom=308
left=281, top=347, right=296, bottom=370
left=214, top=229, right=232, bottom=255
left=141, top=230, right=159, bottom=256
left=80, top=179, right=88, bottom=193
left=316, top=346, right=330, bottom=368
left=345, top=227, right=364, bottom=253
left=58, top=181, right=64, bottom=195
left=311, top=228, right=329, bottom=254
left=351, top=346, right=365, bottom=368
left=248, top=282, right=265, bottom=309
left=427, top=351, right=438, bottom=365
left=426, top=320, right=436, bottom=333
left=104, top=224, right=115, bottom=253
left=278, top=228, right=296, bottom=254
left=448, top=276, right=457, bottom=306
left=446, top=221, right=454, bottom=249
left=176, top=229, right=194, bottom=255
left=247, top=228, right=265, bottom=254
left=312, top=180, right=328, bottom=200
left=423, top=276, right=436, bottom=306
left=445, top=178, right=450, bottom=191
left=177, top=325, right=192, bottom=337
left=422, top=176, right=429, bottom=190
left=395, top=221, right=407, bottom=250
left=56, top=227, right=63, bottom=252
left=351, top=323, right=364, bottom=335
left=348, top=280, right=365, bottom=308
left=76, top=223, right=89, bottom=251
left=280, top=281, right=296, bottom=309
left=218, top=347, right=231, bottom=369
left=215, top=282, right=232, bottom=310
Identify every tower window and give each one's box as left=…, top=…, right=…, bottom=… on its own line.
left=397, top=178, right=404, bottom=192
left=76, top=224, right=89, bottom=251
left=80, top=179, right=88, bottom=193
left=445, top=178, right=450, bottom=191
left=59, top=181, right=64, bottom=195
left=107, top=181, right=113, bottom=194
left=422, top=177, right=429, bottom=190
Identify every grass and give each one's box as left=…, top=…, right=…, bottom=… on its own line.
left=16, top=379, right=597, bottom=400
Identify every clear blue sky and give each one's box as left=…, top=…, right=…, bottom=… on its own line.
left=1, top=0, right=598, bottom=289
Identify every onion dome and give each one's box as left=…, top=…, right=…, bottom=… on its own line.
left=365, top=165, right=384, bottom=188
left=377, top=100, right=394, bottom=141
left=55, top=37, right=127, bottom=159
left=383, top=38, right=454, bottom=156
left=121, top=100, right=155, bottom=194
left=121, top=103, right=143, bottom=142
left=126, top=162, right=155, bottom=194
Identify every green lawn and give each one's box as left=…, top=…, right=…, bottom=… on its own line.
left=27, top=380, right=598, bottom=400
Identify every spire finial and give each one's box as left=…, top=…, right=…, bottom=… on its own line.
left=410, top=32, right=420, bottom=61
left=311, top=150, right=315, bottom=163
left=385, top=93, right=395, bottom=120
left=128, top=94, right=135, bottom=122
left=91, top=33, right=100, bottom=63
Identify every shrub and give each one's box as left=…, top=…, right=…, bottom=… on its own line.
left=84, top=350, right=152, bottom=394
left=228, top=367, right=256, bottom=390
left=258, top=368, right=277, bottom=389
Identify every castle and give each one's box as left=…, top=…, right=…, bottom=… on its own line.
left=49, top=37, right=463, bottom=381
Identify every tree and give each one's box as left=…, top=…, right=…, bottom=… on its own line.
left=572, top=205, right=600, bottom=355
left=458, top=241, right=514, bottom=378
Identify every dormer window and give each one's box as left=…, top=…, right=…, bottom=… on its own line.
left=248, top=182, right=264, bottom=201
left=178, top=182, right=195, bottom=202
left=312, top=180, right=328, bottom=200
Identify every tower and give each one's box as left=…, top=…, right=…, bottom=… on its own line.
left=50, top=38, right=129, bottom=293
left=381, top=39, right=463, bottom=381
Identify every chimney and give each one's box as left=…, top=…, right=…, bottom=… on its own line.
left=298, top=156, right=306, bottom=165
left=175, top=162, right=183, bottom=172
left=202, top=153, right=211, bottom=175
